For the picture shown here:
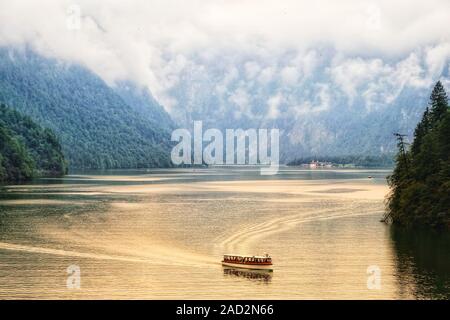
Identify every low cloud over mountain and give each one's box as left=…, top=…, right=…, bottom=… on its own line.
left=1, top=0, right=449, bottom=160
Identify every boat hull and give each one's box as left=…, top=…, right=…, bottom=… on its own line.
left=222, top=261, right=273, bottom=271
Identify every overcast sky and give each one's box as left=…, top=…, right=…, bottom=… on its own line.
left=1, top=0, right=450, bottom=114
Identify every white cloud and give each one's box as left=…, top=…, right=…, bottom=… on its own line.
left=228, top=87, right=251, bottom=119
left=280, top=67, right=299, bottom=86
left=258, top=67, right=276, bottom=85
left=0, top=0, right=449, bottom=120
left=329, top=57, right=390, bottom=104
left=290, top=84, right=331, bottom=116
left=328, top=48, right=442, bottom=111
left=244, top=61, right=261, bottom=80
left=425, top=42, right=450, bottom=77
left=267, top=93, right=283, bottom=119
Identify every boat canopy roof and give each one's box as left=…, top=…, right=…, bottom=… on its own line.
left=223, top=253, right=271, bottom=259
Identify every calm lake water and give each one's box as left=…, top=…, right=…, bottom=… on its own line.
left=0, top=167, right=448, bottom=299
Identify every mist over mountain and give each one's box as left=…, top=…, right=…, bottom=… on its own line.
left=161, top=48, right=449, bottom=162
left=0, top=48, right=174, bottom=169
left=1, top=1, right=450, bottom=164
left=2, top=46, right=447, bottom=165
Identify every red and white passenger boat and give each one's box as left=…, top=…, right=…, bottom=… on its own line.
left=222, top=253, right=273, bottom=271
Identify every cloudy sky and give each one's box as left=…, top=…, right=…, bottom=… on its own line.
left=1, top=0, right=450, bottom=119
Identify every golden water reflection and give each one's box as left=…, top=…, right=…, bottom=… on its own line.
left=0, top=168, right=448, bottom=299
left=223, top=268, right=273, bottom=283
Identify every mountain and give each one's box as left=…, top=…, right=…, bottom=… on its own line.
left=114, top=80, right=174, bottom=130
left=158, top=49, right=448, bottom=163
left=0, top=104, right=66, bottom=182
left=2, top=47, right=446, bottom=167
left=0, top=48, right=174, bottom=169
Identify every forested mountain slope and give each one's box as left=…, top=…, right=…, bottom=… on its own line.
left=385, top=81, right=450, bottom=228
left=0, top=48, right=174, bottom=169
left=0, top=104, right=66, bottom=182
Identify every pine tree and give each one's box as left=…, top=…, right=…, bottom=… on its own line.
left=429, top=81, right=448, bottom=125
left=410, top=107, right=429, bottom=156
left=386, top=81, right=450, bottom=228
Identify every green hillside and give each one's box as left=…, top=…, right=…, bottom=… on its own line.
left=0, top=48, right=174, bottom=169
left=0, top=104, right=66, bottom=182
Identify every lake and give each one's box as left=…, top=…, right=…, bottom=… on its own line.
left=0, top=167, right=448, bottom=299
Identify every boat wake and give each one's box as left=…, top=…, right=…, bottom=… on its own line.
left=0, top=240, right=216, bottom=268
left=0, top=241, right=152, bottom=264
left=217, top=204, right=382, bottom=253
